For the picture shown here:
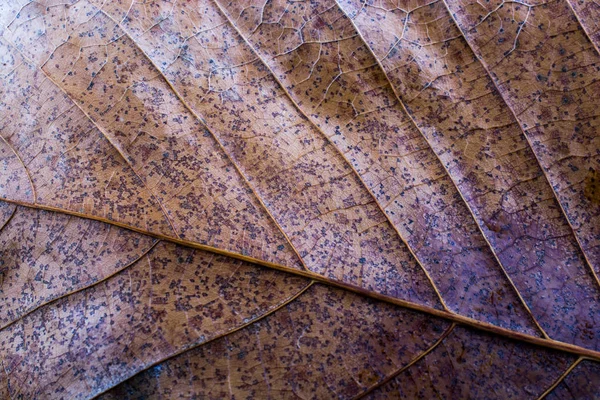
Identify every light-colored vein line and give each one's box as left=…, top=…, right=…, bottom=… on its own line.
left=335, top=0, right=547, bottom=338
left=0, top=134, right=36, bottom=204
left=97, top=8, right=309, bottom=272
left=89, top=280, right=316, bottom=399
left=0, top=203, right=17, bottom=234
left=209, top=0, right=449, bottom=312
left=441, top=0, right=600, bottom=294
left=537, top=356, right=583, bottom=399
left=2, top=198, right=600, bottom=363
left=352, top=323, right=456, bottom=400
left=566, top=0, right=600, bottom=57
left=0, top=239, right=159, bottom=332
left=0, top=37, right=181, bottom=239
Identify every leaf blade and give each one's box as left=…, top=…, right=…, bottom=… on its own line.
left=0, top=0, right=599, bottom=397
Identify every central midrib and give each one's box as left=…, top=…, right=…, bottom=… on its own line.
left=2, top=0, right=599, bottom=365
left=100, top=2, right=447, bottom=308
left=2, top=196, right=600, bottom=363
left=332, top=0, right=548, bottom=337
left=206, top=0, right=448, bottom=309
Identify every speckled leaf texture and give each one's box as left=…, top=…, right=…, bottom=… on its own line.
left=0, top=0, right=599, bottom=398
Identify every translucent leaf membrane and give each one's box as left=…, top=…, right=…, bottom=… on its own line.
left=0, top=204, right=156, bottom=328
left=0, top=237, right=309, bottom=398
left=94, top=0, right=545, bottom=333
left=99, top=296, right=573, bottom=400
left=214, top=0, right=600, bottom=349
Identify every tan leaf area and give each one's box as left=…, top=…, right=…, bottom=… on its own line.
left=0, top=203, right=157, bottom=328
left=0, top=0, right=599, bottom=398
left=0, top=220, right=309, bottom=398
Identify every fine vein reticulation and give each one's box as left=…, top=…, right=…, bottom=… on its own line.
left=0, top=0, right=599, bottom=398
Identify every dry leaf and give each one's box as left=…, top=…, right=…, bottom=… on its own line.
left=0, top=0, right=598, bottom=398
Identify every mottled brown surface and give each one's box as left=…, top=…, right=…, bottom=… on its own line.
left=106, top=0, right=546, bottom=335
left=99, top=0, right=439, bottom=306
left=0, top=7, right=303, bottom=270
left=446, top=0, right=600, bottom=281
left=336, top=0, right=600, bottom=354
left=0, top=205, right=156, bottom=328
left=101, top=284, right=451, bottom=399
left=0, top=0, right=598, bottom=398
left=0, top=220, right=309, bottom=399
left=546, top=359, right=600, bottom=399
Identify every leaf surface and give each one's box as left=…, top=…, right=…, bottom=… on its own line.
left=0, top=205, right=309, bottom=398
left=0, top=0, right=599, bottom=398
